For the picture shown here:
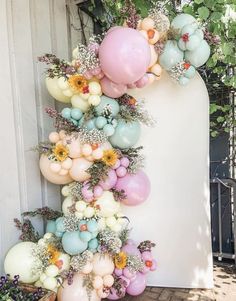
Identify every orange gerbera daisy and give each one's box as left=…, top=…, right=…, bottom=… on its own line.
left=47, top=245, right=60, bottom=265
left=68, top=74, right=88, bottom=93
left=52, top=144, right=69, bottom=162
left=102, top=149, right=118, bottom=166
left=115, top=252, right=127, bottom=269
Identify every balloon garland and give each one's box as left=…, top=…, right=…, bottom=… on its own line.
left=4, top=10, right=211, bottom=301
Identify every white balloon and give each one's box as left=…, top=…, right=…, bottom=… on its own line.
left=45, top=265, right=59, bottom=277
left=62, top=196, right=75, bottom=215
left=4, top=242, right=41, bottom=283
left=75, top=200, right=87, bottom=212
left=71, top=95, right=89, bottom=112
left=96, top=191, right=120, bottom=217
left=84, top=207, right=95, bottom=218
left=58, top=253, right=71, bottom=272
left=45, top=77, right=71, bottom=103
left=61, top=185, right=70, bottom=197
left=43, top=277, right=58, bottom=290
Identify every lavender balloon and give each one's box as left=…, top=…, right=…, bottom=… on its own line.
left=100, top=169, right=118, bottom=190
left=115, top=170, right=151, bottom=206
left=99, top=27, right=151, bottom=85
left=126, top=272, right=147, bottom=296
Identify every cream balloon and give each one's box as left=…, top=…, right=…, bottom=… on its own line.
left=103, top=274, right=114, bottom=287
left=148, top=45, right=158, bottom=68
left=61, top=185, right=70, bottom=197
left=4, top=242, right=41, bottom=283
left=62, top=196, right=75, bottom=215
left=58, top=253, right=71, bottom=271
left=40, top=155, right=73, bottom=185
left=45, top=265, right=59, bottom=277
left=92, top=253, right=115, bottom=277
left=71, top=95, right=90, bottom=112
left=45, top=77, right=71, bottom=103
left=93, top=275, right=104, bottom=289
left=43, top=277, right=58, bottom=290
left=69, top=158, right=92, bottom=182
left=96, top=191, right=120, bottom=217
left=57, top=274, right=100, bottom=301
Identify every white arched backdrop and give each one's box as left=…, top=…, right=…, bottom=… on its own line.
left=126, top=72, right=213, bottom=288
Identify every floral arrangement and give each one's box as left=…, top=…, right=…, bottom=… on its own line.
left=3, top=3, right=212, bottom=301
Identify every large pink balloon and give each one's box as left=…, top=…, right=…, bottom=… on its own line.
left=99, top=27, right=151, bottom=84
left=57, top=274, right=100, bottom=301
left=126, top=272, right=147, bottom=296
left=115, top=170, right=150, bottom=206
left=39, top=155, right=73, bottom=185
left=69, top=158, right=92, bottom=182
left=100, top=77, right=127, bottom=98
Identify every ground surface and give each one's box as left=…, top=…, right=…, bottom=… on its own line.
left=109, top=261, right=236, bottom=301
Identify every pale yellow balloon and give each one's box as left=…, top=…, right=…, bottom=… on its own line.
left=96, top=191, right=120, bottom=217
left=92, top=253, right=114, bottom=277
left=43, top=277, right=57, bottom=290
left=103, top=274, right=114, bottom=287
left=69, top=157, right=92, bottom=182
left=71, top=94, right=89, bottom=112
left=141, top=17, right=155, bottom=31
left=61, top=185, right=70, bottom=197
left=88, top=95, right=101, bottom=106
left=63, top=88, right=74, bottom=97
left=148, top=45, right=158, bottom=68
left=57, top=77, right=70, bottom=90
left=93, top=275, right=103, bottom=289
left=57, top=253, right=71, bottom=272
left=62, top=196, right=75, bottom=215
left=40, top=155, right=73, bottom=185
left=45, top=77, right=71, bottom=103
left=4, top=242, right=41, bottom=283
left=151, top=63, right=162, bottom=78
left=89, top=81, right=102, bottom=95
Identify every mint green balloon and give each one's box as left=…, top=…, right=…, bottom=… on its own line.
left=185, top=40, right=210, bottom=67
left=109, top=120, right=141, bottom=149
left=159, top=40, right=184, bottom=70
left=46, top=220, right=56, bottom=234
left=95, top=95, right=120, bottom=117
left=171, top=13, right=197, bottom=31
left=184, top=66, right=196, bottom=79
left=181, top=24, right=198, bottom=36
left=186, top=35, right=201, bottom=51
left=179, top=76, right=190, bottom=86
left=62, top=231, right=88, bottom=255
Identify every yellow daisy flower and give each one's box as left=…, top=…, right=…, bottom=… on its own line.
left=47, top=245, right=60, bottom=265
left=52, top=144, right=69, bottom=162
left=102, top=149, right=118, bottom=166
left=68, top=74, right=88, bottom=93
left=115, top=252, right=127, bottom=269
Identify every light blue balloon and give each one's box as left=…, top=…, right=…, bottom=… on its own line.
left=91, top=231, right=98, bottom=239
left=62, top=231, right=88, bottom=255
left=186, top=35, right=201, bottom=51
left=171, top=13, right=197, bottom=31
left=184, top=66, right=196, bottom=79
left=71, top=108, right=83, bottom=120
left=88, top=238, right=98, bottom=250
left=61, top=108, right=71, bottom=119
left=80, top=231, right=92, bottom=242
left=179, top=76, right=190, bottom=86
left=103, top=124, right=115, bottom=137
left=194, top=29, right=204, bottom=40
left=55, top=231, right=63, bottom=238
left=95, top=96, right=120, bottom=117
left=185, top=40, right=210, bottom=67
left=159, top=40, right=184, bottom=70
left=87, top=220, right=98, bottom=233
left=95, top=116, right=107, bottom=129
left=84, top=118, right=96, bottom=130
left=69, top=118, right=78, bottom=126
left=109, top=120, right=141, bottom=149
left=46, top=220, right=56, bottom=234
left=178, top=39, right=186, bottom=51
left=181, top=24, right=197, bottom=36
left=78, top=116, right=84, bottom=126
left=79, top=220, right=87, bottom=228
left=56, top=217, right=65, bottom=233
left=112, top=119, right=118, bottom=128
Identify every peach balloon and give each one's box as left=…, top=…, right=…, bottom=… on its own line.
left=40, top=155, right=73, bottom=185
left=92, top=148, right=103, bottom=160
left=97, top=289, right=109, bottom=299
left=66, top=137, right=81, bottom=159
left=59, top=130, right=67, bottom=140
left=93, top=276, right=104, bottom=289
left=57, top=274, right=100, bottom=301
left=59, top=169, right=69, bottom=176
left=82, top=144, right=93, bottom=156
left=147, top=73, right=156, bottom=85
left=49, top=132, right=60, bottom=143
left=148, top=45, right=158, bottom=68
left=69, top=158, right=92, bottom=182
left=141, top=17, right=155, bottom=31
left=50, top=162, right=61, bottom=173
left=82, top=262, right=93, bottom=274
left=103, top=274, right=114, bottom=287
left=92, top=253, right=114, bottom=277
left=61, top=158, right=73, bottom=170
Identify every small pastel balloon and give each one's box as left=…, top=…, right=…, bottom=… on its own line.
left=43, top=277, right=57, bottom=290
left=171, top=13, right=197, bottom=31
left=82, top=144, right=93, bottom=156
left=184, top=40, right=210, bottom=67
left=92, top=253, right=115, bottom=277
left=179, top=76, right=190, bottom=86
left=106, top=216, right=117, bottom=228
left=122, top=242, right=141, bottom=258
left=126, top=272, right=146, bottom=296
left=69, top=158, right=92, bottom=182
left=148, top=29, right=160, bottom=45
left=123, top=267, right=136, bottom=279
left=88, top=94, right=101, bottom=106
left=45, top=265, right=59, bottom=278
left=87, top=220, right=99, bottom=232
left=93, top=275, right=104, bottom=289
left=61, top=185, right=70, bottom=197
left=141, top=17, right=155, bottom=31
left=147, top=73, right=156, bottom=84
left=45, top=77, right=71, bottom=103
left=186, top=34, right=201, bottom=51
left=93, top=185, right=103, bottom=198
left=115, top=170, right=151, bottom=206
left=115, top=268, right=123, bottom=277
left=61, top=158, right=73, bottom=170
left=56, top=217, right=65, bottom=232
left=80, top=231, right=92, bottom=242
left=99, top=169, right=117, bottom=190
left=83, top=70, right=93, bottom=80
left=150, top=64, right=162, bottom=77
left=184, top=65, right=196, bottom=79
left=109, top=120, right=141, bottom=149
left=95, top=116, right=107, bottom=129
left=148, top=45, right=158, bottom=68
left=89, top=81, right=102, bottom=95
left=120, top=157, right=130, bottom=168
left=57, top=274, right=100, bottom=301
left=62, top=231, right=88, bottom=255
left=67, top=137, right=81, bottom=159
left=135, top=74, right=149, bottom=88
left=112, top=159, right=121, bottom=170
left=62, top=196, right=74, bottom=215
left=59, top=130, right=67, bottom=139
left=40, top=155, right=73, bottom=185
left=46, top=220, right=56, bottom=234
left=116, top=166, right=127, bottom=177
left=71, top=108, right=83, bottom=120
left=50, top=162, right=61, bottom=173
left=71, top=95, right=90, bottom=112
left=75, top=200, right=87, bottom=212
left=61, top=108, right=71, bottom=119
left=97, top=289, right=109, bottom=299
left=92, top=148, right=103, bottom=160
left=103, top=124, right=115, bottom=136
left=82, top=184, right=94, bottom=201
left=49, top=132, right=60, bottom=143
left=96, top=191, right=121, bottom=218
left=88, top=238, right=99, bottom=250
left=95, top=95, right=120, bottom=117
left=127, top=82, right=137, bottom=89
left=159, top=40, right=184, bottom=70
left=151, top=259, right=157, bottom=271
left=101, top=77, right=127, bottom=98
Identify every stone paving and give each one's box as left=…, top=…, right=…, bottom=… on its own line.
left=112, top=262, right=236, bottom=301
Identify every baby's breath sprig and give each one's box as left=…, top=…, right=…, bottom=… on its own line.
left=119, top=146, right=145, bottom=174
left=126, top=255, right=145, bottom=273
left=111, top=188, right=127, bottom=203
left=98, top=229, right=122, bottom=254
